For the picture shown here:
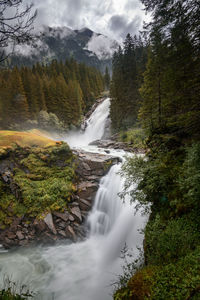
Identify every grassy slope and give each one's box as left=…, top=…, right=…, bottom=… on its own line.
left=0, top=129, right=58, bottom=149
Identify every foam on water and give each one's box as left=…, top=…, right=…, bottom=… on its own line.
left=0, top=98, right=147, bottom=300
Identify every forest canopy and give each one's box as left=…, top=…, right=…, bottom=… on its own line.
left=0, top=58, right=105, bottom=131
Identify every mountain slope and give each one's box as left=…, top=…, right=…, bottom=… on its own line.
left=7, top=26, right=119, bottom=72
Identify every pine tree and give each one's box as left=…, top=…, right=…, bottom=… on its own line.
left=35, top=74, right=47, bottom=112
left=104, top=67, right=110, bottom=90
left=67, top=80, right=83, bottom=125
left=9, top=67, right=30, bottom=124
left=110, top=35, right=145, bottom=130
left=139, top=0, right=200, bottom=137
left=21, top=67, right=39, bottom=118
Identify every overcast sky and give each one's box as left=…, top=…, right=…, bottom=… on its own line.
left=28, top=0, right=149, bottom=42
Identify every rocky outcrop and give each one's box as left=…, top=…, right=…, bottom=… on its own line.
left=0, top=146, right=120, bottom=249
left=89, top=139, right=146, bottom=153
left=89, top=139, right=132, bottom=151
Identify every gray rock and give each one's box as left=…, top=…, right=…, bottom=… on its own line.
left=58, top=230, right=66, bottom=237
left=82, top=162, right=91, bottom=171
left=71, top=202, right=79, bottom=207
left=44, top=213, right=57, bottom=235
left=2, top=171, right=11, bottom=183
left=19, top=240, right=29, bottom=246
left=6, top=232, right=16, bottom=239
left=33, top=219, right=46, bottom=232
left=73, top=149, right=120, bottom=180
left=16, top=231, right=24, bottom=240
left=69, top=214, right=75, bottom=222
left=105, top=150, right=110, bottom=154
left=86, top=175, right=100, bottom=182
left=79, top=198, right=91, bottom=211
left=71, top=207, right=82, bottom=222
left=77, top=181, right=98, bottom=200
left=53, top=211, right=69, bottom=222
left=81, top=211, right=89, bottom=219
left=65, top=225, right=76, bottom=241
left=4, top=237, right=16, bottom=248
left=58, top=221, right=66, bottom=229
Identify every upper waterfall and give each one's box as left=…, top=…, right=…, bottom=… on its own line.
left=0, top=97, right=147, bottom=300
left=65, top=98, right=110, bottom=147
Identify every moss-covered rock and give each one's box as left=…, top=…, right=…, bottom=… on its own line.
left=0, top=139, right=80, bottom=248
left=0, top=142, right=74, bottom=225
left=0, top=131, right=119, bottom=248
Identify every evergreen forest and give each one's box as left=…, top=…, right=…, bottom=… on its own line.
left=0, top=59, right=105, bottom=131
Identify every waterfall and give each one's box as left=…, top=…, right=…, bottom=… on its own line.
left=65, top=98, right=110, bottom=148
left=88, top=163, right=124, bottom=236
left=0, top=98, right=147, bottom=300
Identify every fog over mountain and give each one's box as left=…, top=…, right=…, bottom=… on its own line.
left=8, top=26, right=119, bottom=72
left=23, top=0, right=147, bottom=42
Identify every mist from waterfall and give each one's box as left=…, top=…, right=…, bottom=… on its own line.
left=65, top=98, right=110, bottom=148
left=0, top=98, right=147, bottom=300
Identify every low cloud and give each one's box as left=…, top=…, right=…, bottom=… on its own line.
left=23, top=0, right=147, bottom=42
left=108, top=14, right=142, bottom=39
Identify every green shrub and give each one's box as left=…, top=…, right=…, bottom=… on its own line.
left=151, top=247, right=200, bottom=299
left=145, top=214, right=200, bottom=265
left=177, top=142, right=200, bottom=212
left=114, top=248, right=200, bottom=300
left=116, top=141, right=200, bottom=299
left=119, top=128, right=146, bottom=149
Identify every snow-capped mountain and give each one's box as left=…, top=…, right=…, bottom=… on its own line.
left=9, top=26, right=119, bottom=72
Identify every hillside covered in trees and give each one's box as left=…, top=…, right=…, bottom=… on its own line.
left=0, top=59, right=105, bottom=131
left=112, top=0, right=200, bottom=299
left=110, top=34, right=147, bottom=131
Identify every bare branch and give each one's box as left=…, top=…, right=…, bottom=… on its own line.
left=0, top=0, right=37, bottom=63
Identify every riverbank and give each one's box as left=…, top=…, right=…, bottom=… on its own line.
left=0, top=130, right=119, bottom=249
left=0, top=97, right=147, bottom=300
left=114, top=135, right=200, bottom=299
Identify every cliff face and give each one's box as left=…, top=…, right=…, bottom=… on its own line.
left=0, top=139, right=119, bottom=248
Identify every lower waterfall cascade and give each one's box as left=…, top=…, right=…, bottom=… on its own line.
left=0, top=98, right=147, bottom=300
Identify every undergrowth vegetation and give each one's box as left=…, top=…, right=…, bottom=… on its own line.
left=114, top=139, right=200, bottom=299
left=119, top=128, right=146, bottom=150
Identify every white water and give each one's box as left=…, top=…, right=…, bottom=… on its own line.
left=65, top=98, right=110, bottom=148
left=0, top=98, right=146, bottom=300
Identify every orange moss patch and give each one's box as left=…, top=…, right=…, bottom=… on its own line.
left=127, top=267, right=156, bottom=300
left=114, top=267, right=157, bottom=300
left=0, top=130, right=60, bottom=148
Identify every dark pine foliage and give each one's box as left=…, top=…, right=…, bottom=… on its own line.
left=0, top=59, right=104, bottom=129
left=110, top=34, right=148, bottom=131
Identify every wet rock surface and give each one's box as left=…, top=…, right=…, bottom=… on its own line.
left=89, top=139, right=145, bottom=153
left=0, top=148, right=120, bottom=249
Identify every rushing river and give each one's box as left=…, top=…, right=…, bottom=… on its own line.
left=0, top=98, right=146, bottom=300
